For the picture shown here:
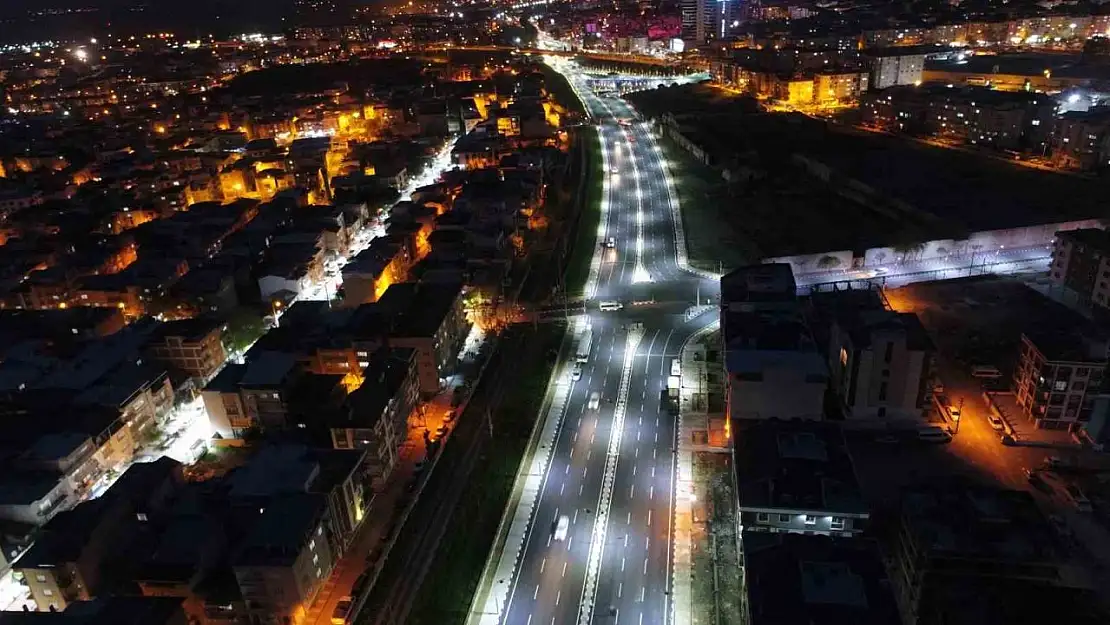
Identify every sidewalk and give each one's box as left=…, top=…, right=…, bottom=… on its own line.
left=466, top=316, right=586, bottom=625
left=673, top=319, right=722, bottom=625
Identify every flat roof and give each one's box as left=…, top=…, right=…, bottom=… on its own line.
left=899, top=480, right=1060, bottom=564
left=743, top=533, right=901, bottom=625
left=236, top=492, right=327, bottom=566
left=378, top=281, right=464, bottom=339
left=733, top=421, right=867, bottom=516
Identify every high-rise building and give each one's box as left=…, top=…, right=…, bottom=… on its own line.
left=683, top=0, right=744, bottom=46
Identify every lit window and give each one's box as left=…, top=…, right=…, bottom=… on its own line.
left=756, top=512, right=770, bottom=522
left=831, top=517, right=846, bottom=530
left=804, top=515, right=817, bottom=525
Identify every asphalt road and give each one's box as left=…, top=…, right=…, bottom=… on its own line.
left=497, top=61, right=715, bottom=625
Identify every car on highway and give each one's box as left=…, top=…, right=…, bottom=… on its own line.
left=331, top=596, right=353, bottom=624
left=610, top=167, right=619, bottom=175
left=987, top=414, right=1005, bottom=431
left=571, top=362, right=583, bottom=381
left=553, top=515, right=570, bottom=541
left=605, top=236, right=616, bottom=248
left=599, top=300, right=623, bottom=311
left=588, top=392, right=601, bottom=410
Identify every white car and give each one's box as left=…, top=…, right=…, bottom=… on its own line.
left=605, top=237, right=616, bottom=248
left=987, top=414, right=1005, bottom=431
left=570, top=362, right=583, bottom=381
left=599, top=301, right=623, bottom=312
left=588, top=392, right=601, bottom=410
left=553, top=515, right=570, bottom=541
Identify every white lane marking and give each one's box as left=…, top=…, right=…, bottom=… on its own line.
left=627, top=512, right=631, bottom=524
left=562, top=561, right=568, bottom=578
left=579, top=484, right=584, bottom=495
left=573, top=431, right=579, bottom=443
left=654, top=431, right=658, bottom=443
left=637, top=430, right=641, bottom=441
left=647, top=510, right=652, bottom=526
left=565, top=465, right=570, bottom=475
left=624, top=534, right=629, bottom=548
left=541, top=557, right=546, bottom=574
left=615, top=608, right=620, bottom=625
left=528, top=615, right=533, bottom=625
left=653, top=448, right=657, bottom=460
left=573, top=509, right=579, bottom=524
left=632, top=465, right=637, bottom=476
left=643, top=558, right=648, bottom=574
left=650, top=486, right=654, bottom=500
left=560, top=482, right=565, bottom=495
left=547, top=534, right=552, bottom=547
left=568, top=535, right=574, bottom=551
left=639, top=613, right=643, bottom=625
left=587, top=449, right=592, bottom=461
left=640, top=587, right=645, bottom=602
left=655, top=417, right=659, bottom=427
left=635, top=448, right=639, bottom=458
left=618, top=582, right=623, bottom=598
left=638, top=416, right=642, bottom=426
left=630, top=484, right=635, bottom=498
left=645, top=536, right=650, bottom=550
left=583, top=466, right=588, bottom=478
left=556, top=591, right=562, bottom=606
left=534, top=586, right=540, bottom=600
left=621, top=557, right=626, bottom=572
left=651, top=466, right=655, bottom=478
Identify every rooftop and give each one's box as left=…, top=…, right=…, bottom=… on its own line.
left=733, top=421, right=867, bottom=516
left=378, top=281, right=464, bottom=339
left=743, top=533, right=901, bottom=625
left=235, top=492, right=327, bottom=567
left=900, top=480, right=1060, bottom=564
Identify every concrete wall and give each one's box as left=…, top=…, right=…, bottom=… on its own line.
left=764, top=218, right=1106, bottom=276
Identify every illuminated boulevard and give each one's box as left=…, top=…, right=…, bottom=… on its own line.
left=469, top=56, right=718, bottom=625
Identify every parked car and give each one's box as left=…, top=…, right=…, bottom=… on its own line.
left=987, top=414, right=1005, bottom=431
left=332, top=597, right=353, bottom=624
left=1064, top=484, right=1093, bottom=512
left=917, top=427, right=952, bottom=443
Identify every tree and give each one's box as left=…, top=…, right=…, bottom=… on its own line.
left=892, top=241, right=926, bottom=264
left=817, top=255, right=841, bottom=269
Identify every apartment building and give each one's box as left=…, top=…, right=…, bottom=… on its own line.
left=145, top=318, right=228, bottom=384
left=201, top=353, right=298, bottom=436
left=887, top=481, right=1094, bottom=625
left=333, top=348, right=419, bottom=486
left=813, top=289, right=934, bottom=421
left=16, top=496, right=133, bottom=611
left=1050, top=108, right=1110, bottom=172
left=863, top=47, right=929, bottom=89
left=340, top=236, right=412, bottom=307
left=1049, top=228, right=1110, bottom=308
left=732, top=421, right=868, bottom=537
left=860, top=84, right=1054, bottom=150
left=1013, top=326, right=1108, bottom=429
left=741, top=533, right=901, bottom=625
left=720, top=264, right=828, bottom=421
left=233, top=493, right=335, bottom=625
left=378, top=281, right=470, bottom=395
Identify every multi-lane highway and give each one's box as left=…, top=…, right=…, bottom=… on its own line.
left=472, top=58, right=718, bottom=625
